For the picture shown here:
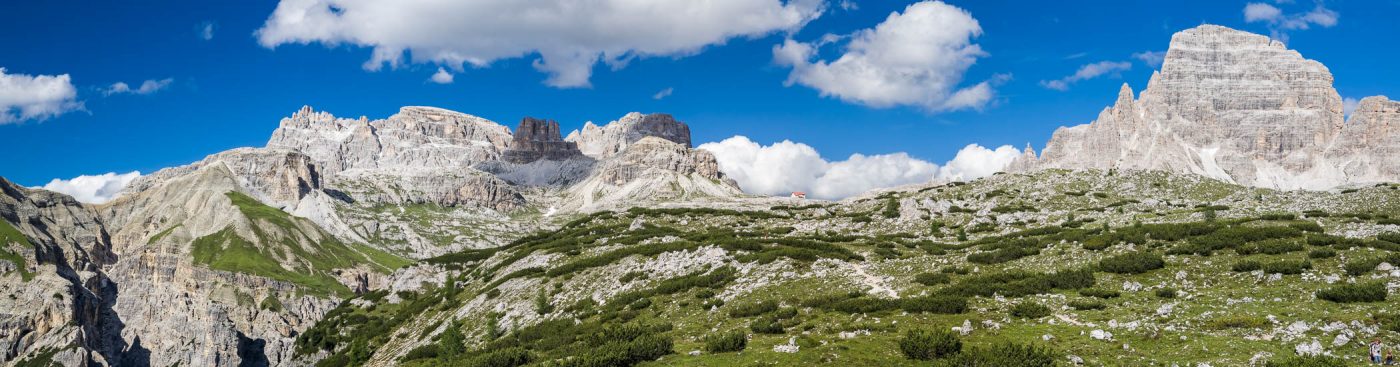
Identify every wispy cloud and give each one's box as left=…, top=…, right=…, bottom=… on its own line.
left=1039, top=61, right=1131, bottom=91
left=1131, top=50, right=1166, bottom=67
left=104, top=78, right=173, bottom=96
left=199, top=21, right=216, bottom=41
left=652, top=87, right=674, bottom=100
left=1243, top=2, right=1338, bottom=41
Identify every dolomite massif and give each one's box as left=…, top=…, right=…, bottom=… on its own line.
left=1009, top=25, right=1400, bottom=190
left=0, top=24, right=1396, bottom=367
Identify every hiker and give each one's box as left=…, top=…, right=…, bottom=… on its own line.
left=1372, top=339, right=1384, bottom=364
left=1386, top=345, right=1395, bottom=365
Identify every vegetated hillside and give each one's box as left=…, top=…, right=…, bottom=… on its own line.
left=290, top=169, right=1400, bottom=367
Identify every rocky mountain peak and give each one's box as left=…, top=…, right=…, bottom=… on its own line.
left=567, top=112, right=692, bottom=158
left=501, top=117, right=583, bottom=163
left=1013, top=24, right=1395, bottom=190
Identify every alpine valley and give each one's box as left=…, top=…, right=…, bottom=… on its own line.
left=3, top=25, right=1400, bottom=367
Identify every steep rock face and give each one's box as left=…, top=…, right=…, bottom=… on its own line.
left=566, top=112, right=693, bottom=159
left=501, top=117, right=583, bottom=163
left=266, top=106, right=513, bottom=173
left=0, top=179, right=114, bottom=366
left=126, top=148, right=322, bottom=210
left=331, top=167, right=524, bottom=211
left=1328, top=96, right=1400, bottom=183
left=1016, top=25, right=1392, bottom=190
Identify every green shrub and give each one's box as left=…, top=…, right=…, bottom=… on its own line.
left=1316, top=281, right=1387, bottom=303
left=1307, top=248, right=1336, bottom=259
left=1288, top=222, right=1324, bottom=233
left=463, top=347, right=531, bottom=367
left=1068, top=300, right=1106, bottom=310
left=1079, top=288, right=1120, bottom=299
left=1009, top=302, right=1051, bottom=319
left=1343, top=254, right=1400, bottom=276
left=1261, top=260, right=1311, bottom=275
left=1236, top=239, right=1304, bottom=255
left=932, top=341, right=1058, bottom=367
left=1097, top=252, right=1165, bottom=274
left=898, top=329, right=961, bottom=360
left=703, top=331, right=747, bottom=353
left=400, top=344, right=440, bottom=361
left=914, top=272, right=952, bottom=286
left=1155, top=288, right=1178, bottom=299
left=1264, top=355, right=1348, bottom=367
left=727, top=300, right=778, bottom=318
left=1232, top=260, right=1263, bottom=272
left=1374, top=314, right=1400, bottom=333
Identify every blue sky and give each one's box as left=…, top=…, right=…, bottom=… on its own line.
left=1, top=0, right=1396, bottom=193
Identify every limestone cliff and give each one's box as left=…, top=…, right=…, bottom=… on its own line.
left=1013, top=25, right=1395, bottom=190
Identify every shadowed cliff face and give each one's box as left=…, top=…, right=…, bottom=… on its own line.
left=501, top=117, right=583, bottom=163
left=1014, top=24, right=1400, bottom=190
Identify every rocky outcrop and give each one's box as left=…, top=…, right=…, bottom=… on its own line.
left=1327, top=96, right=1400, bottom=184
left=501, top=117, right=583, bottom=163
left=0, top=178, right=114, bottom=366
left=1012, top=25, right=1396, bottom=190
left=126, top=148, right=322, bottom=210
left=266, top=106, right=513, bottom=173
left=331, top=167, right=524, bottom=211
left=566, top=112, right=693, bottom=159
left=561, top=137, right=743, bottom=212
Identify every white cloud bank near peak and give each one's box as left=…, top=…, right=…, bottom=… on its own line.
left=698, top=136, right=1019, bottom=200
left=0, top=67, right=82, bottom=124
left=773, top=0, right=1000, bottom=112
left=40, top=171, right=142, bottom=204
left=255, top=0, right=824, bottom=88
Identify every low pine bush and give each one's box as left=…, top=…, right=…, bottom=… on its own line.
left=727, top=300, right=778, bottom=318
left=1079, top=288, right=1120, bottom=299
left=914, top=272, right=952, bottom=286
left=1264, top=355, right=1348, bottom=367
left=1232, top=260, right=1263, bottom=272
left=932, top=341, right=1058, bottom=367
left=1097, top=252, right=1165, bottom=274
left=898, top=329, right=961, bottom=360
left=1316, top=281, right=1387, bottom=303
left=1068, top=300, right=1106, bottom=310
left=1009, top=302, right=1052, bottom=319
left=1155, top=288, right=1178, bottom=299
left=703, top=331, right=747, bottom=353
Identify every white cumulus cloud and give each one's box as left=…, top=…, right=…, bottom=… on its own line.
left=772, top=0, right=998, bottom=112
left=698, top=136, right=1017, bottom=200
left=40, top=171, right=142, bottom=204
left=0, top=67, right=82, bottom=124
left=255, top=0, right=825, bottom=88
left=104, top=78, right=173, bottom=96
left=429, top=67, right=454, bottom=84
left=1040, top=61, right=1131, bottom=91
left=934, top=143, right=1021, bottom=182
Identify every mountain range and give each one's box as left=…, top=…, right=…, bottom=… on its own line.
left=0, top=24, right=1397, bottom=367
